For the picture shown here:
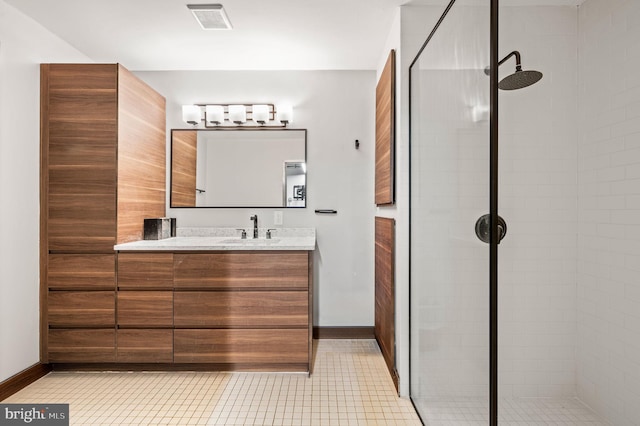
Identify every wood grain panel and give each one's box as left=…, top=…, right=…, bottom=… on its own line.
left=117, top=291, right=173, bottom=327
left=48, top=291, right=115, bottom=327
left=48, top=128, right=117, bottom=166
left=117, top=329, right=173, bottom=363
left=116, top=65, right=166, bottom=244
left=48, top=166, right=116, bottom=195
left=41, top=64, right=118, bottom=252
left=40, top=64, right=50, bottom=362
left=48, top=329, right=115, bottom=363
left=171, top=130, right=198, bottom=207
left=48, top=254, right=115, bottom=290
left=41, top=64, right=166, bottom=363
left=48, top=194, right=116, bottom=252
left=174, top=329, right=308, bottom=364
left=44, top=64, right=118, bottom=252
left=46, top=64, right=118, bottom=91
left=48, top=91, right=117, bottom=120
left=375, top=50, right=396, bottom=206
left=174, top=291, right=307, bottom=327
left=174, top=252, right=309, bottom=290
left=375, top=217, right=397, bottom=390
left=117, top=253, right=174, bottom=289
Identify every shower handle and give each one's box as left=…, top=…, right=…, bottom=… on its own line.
left=475, top=214, right=507, bottom=244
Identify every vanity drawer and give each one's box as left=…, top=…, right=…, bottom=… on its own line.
left=117, top=329, right=173, bottom=363
left=117, top=253, right=173, bottom=289
left=174, top=291, right=308, bottom=327
left=174, top=252, right=309, bottom=290
left=173, top=329, right=308, bottom=365
left=117, top=291, right=173, bottom=327
left=48, top=254, right=115, bottom=290
left=48, top=291, right=115, bottom=327
left=48, top=329, right=116, bottom=363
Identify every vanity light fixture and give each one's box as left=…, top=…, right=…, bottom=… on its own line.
left=228, top=105, right=247, bottom=124
left=205, top=105, right=224, bottom=125
left=276, top=103, right=293, bottom=125
left=252, top=104, right=269, bottom=125
left=187, top=4, right=233, bottom=30
left=180, top=103, right=292, bottom=128
left=182, top=105, right=202, bottom=125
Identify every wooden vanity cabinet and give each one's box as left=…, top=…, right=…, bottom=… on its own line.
left=115, top=251, right=313, bottom=372
left=115, top=253, right=174, bottom=362
left=40, top=64, right=166, bottom=363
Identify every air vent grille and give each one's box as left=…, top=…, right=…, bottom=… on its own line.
left=187, top=4, right=232, bottom=30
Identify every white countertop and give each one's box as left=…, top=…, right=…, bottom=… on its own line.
left=114, top=227, right=316, bottom=251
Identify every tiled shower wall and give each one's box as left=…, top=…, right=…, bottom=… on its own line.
left=407, top=2, right=639, bottom=423
left=408, top=4, right=580, bottom=402
left=498, top=6, right=579, bottom=399
left=577, top=0, right=640, bottom=424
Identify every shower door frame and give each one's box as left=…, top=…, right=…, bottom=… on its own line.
left=408, top=0, right=500, bottom=424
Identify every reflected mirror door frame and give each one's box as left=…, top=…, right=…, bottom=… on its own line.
left=408, top=0, right=500, bottom=424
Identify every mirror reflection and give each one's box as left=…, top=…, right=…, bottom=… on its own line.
left=171, top=129, right=306, bottom=208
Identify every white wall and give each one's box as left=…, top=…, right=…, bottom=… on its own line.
left=578, top=0, right=640, bottom=424
left=0, top=0, right=90, bottom=382
left=135, top=70, right=376, bottom=327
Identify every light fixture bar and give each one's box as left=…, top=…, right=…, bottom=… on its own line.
left=182, top=103, right=291, bottom=128
left=187, top=4, right=232, bottom=30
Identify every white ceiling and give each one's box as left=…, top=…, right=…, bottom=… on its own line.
left=6, top=0, right=585, bottom=71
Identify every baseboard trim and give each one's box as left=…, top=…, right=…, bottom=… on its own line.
left=313, top=326, right=375, bottom=339
left=51, top=363, right=308, bottom=373
left=0, top=363, right=51, bottom=401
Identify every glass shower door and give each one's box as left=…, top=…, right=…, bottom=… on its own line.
left=409, top=1, right=494, bottom=423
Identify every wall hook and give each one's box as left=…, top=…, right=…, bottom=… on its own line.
left=355, top=139, right=360, bottom=149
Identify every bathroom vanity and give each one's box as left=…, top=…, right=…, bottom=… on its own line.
left=111, top=228, right=315, bottom=372
left=39, top=63, right=314, bottom=374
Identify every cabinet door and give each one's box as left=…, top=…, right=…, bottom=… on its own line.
left=174, top=329, right=309, bottom=366
left=117, top=253, right=173, bottom=289
left=174, top=252, right=309, bottom=290
left=48, top=291, right=115, bottom=327
left=117, top=329, right=173, bottom=363
left=174, top=291, right=308, bottom=327
left=43, top=64, right=118, bottom=252
left=48, top=329, right=116, bottom=363
left=116, top=65, right=166, bottom=244
left=117, top=291, right=173, bottom=327
left=48, top=254, right=115, bottom=290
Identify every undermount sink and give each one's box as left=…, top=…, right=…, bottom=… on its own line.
left=219, top=238, right=281, bottom=244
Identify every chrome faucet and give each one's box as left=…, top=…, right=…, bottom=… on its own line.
left=250, top=215, right=258, bottom=239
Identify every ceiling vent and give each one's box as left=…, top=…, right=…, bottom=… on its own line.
left=187, top=4, right=232, bottom=30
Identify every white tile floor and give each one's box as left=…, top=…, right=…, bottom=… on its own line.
left=414, top=396, right=610, bottom=425
left=3, top=340, right=421, bottom=425
left=4, top=339, right=611, bottom=425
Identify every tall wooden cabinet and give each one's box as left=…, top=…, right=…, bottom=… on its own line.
left=40, top=64, right=166, bottom=363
